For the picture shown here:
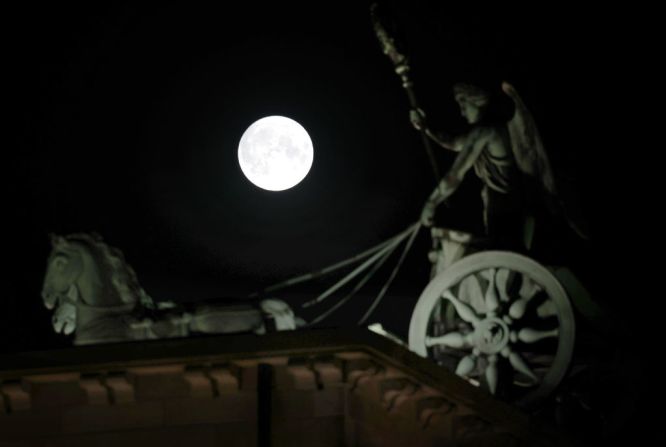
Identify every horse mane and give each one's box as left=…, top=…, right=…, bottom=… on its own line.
left=66, top=233, right=155, bottom=308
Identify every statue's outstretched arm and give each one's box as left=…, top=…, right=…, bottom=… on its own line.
left=409, top=109, right=458, bottom=152
left=420, top=129, right=487, bottom=226
left=426, top=128, right=458, bottom=151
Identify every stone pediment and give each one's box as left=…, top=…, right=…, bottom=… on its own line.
left=0, top=329, right=556, bottom=446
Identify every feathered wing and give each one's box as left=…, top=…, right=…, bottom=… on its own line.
left=502, top=82, right=588, bottom=239
left=502, top=82, right=557, bottom=195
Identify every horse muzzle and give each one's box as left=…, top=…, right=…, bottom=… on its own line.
left=42, top=290, right=58, bottom=310
left=52, top=301, right=77, bottom=335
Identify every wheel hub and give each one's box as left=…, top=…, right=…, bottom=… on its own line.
left=474, top=317, right=509, bottom=355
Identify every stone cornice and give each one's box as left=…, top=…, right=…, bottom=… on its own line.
left=0, top=329, right=556, bottom=446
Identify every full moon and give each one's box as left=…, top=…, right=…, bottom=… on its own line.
left=238, top=116, right=314, bottom=191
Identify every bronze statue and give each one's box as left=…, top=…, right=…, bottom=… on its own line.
left=370, top=5, right=576, bottom=250
left=410, top=82, right=557, bottom=249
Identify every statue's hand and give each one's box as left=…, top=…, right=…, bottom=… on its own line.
left=421, top=200, right=436, bottom=227
left=409, top=108, right=426, bottom=131
left=421, top=178, right=457, bottom=226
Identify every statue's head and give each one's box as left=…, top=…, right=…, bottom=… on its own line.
left=453, top=83, right=489, bottom=124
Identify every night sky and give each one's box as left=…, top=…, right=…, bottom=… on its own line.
left=6, top=3, right=604, bottom=352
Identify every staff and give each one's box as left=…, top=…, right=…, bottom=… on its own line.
left=370, top=3, right=440, bottom=183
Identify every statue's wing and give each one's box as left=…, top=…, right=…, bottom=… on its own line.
left=502, top=82, right=557, bottom=195
left=503, top=82, right=588, bottom=239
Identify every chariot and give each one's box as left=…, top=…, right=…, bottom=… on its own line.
left=42, top=222, right=584, bottom=409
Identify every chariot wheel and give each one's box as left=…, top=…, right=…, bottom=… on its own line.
left=409, top=251, right=575, bottom=408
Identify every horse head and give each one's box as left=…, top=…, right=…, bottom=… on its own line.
left=40, top=234, right=303, bottom=344
left=41, top=233, right=150, bottom=341
left=42, top=234, right=85, bottom=335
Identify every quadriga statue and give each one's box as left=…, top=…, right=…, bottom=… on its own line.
left=41, top=233, right=300, bottom=345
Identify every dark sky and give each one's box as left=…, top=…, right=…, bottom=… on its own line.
left=5, top=2, right=604, bottom=352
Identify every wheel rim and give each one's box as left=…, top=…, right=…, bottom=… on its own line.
left=409, top=251, right=575, bottom=407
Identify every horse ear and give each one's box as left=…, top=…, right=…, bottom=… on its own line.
left=50, top=234, right=68, bottom=248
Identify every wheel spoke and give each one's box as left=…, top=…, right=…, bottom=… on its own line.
left=508, top=350, right=538, bottom=383
left=455, top=354, right=476, bottom=376
left=496, top=268, right=511, bottom=302
left=508, top=299, right=530, bottom=320
left=517, top=328, right=559, bottom=343
left=425, top=331, right=472, bottom=349
left=459, top=274, right=486, bottom=314
left=519, top=276, right=541, bottom=298
left=484, top=268, right=499, bottom=314
left=442, top=291, right=480, bottom=327
left=536, top=300, right=557, bottom=319
left=485, top=354, right=498, bottom=394
left=508, top=279, right=542, bottom=320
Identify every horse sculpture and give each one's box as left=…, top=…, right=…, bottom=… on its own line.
left=41, top=233, right=299, bottom=345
